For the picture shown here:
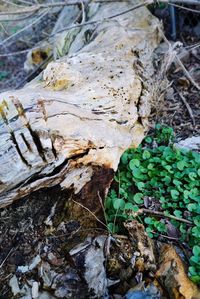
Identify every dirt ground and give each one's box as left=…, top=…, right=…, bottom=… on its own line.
left=0, top=5, right=200, bottom=299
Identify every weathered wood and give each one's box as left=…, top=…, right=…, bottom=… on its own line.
left=0, top=1, right=161, bottom=208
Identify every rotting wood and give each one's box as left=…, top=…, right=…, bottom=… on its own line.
left=156, top=244, right=200, bottom=299
left=0, top=1, right=162, bottom=213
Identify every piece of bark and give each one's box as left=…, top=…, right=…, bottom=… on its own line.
left=124, top=220, right=156, bottom=273
left=0, top=1, right=162, bottom=211
left=156, top=244, right=200, bottom=299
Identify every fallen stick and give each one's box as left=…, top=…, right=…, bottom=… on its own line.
left=158, top=28, right=200, bottom=91
left=139, top=208, right=193, bottom=226
left=175, top=55, right=200, bottom=91
left=0, top=0, right=153, bottom=16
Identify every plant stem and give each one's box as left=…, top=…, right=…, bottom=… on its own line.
left=140, top=208, right=193, bottom=226
left=72, top=199, right=108, bottom=229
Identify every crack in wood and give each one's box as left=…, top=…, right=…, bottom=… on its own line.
left=10, top=131, right=31, bottom=167
left=20, top=132, right=33, bottom=152
left=0, top=148, right=91, bottom=207
left=0, top=104, right=31, bottom=167
left=48, top=111, right=102, bottom=121
left=11, top=97, right=48, bottom=163
left=46, top=98, right=82, bottom=108
left=27, top=126, right=47, bottom=162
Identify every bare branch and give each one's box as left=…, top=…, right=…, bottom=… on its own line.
left=4, top=0, right=200, bottom=57
left=1, top=0, right=200, bottom=18
left=2, top=0, right=26, bottom=7
left=0, top=247, right=14, bottom=269
left=139, top=208, right=193, bottom=226
left=0, top=22, right=9, bottom=36
left=0, top=0, right=155, bottom=16
left=0, top=0, right=153, bottom=54
left=158, top=28, right=200, bottom=91
left=0, top=1, right=86, bottom=15
left=16, top=0, right=33, bottom=6
left=44, top=1, right=154, bottom=36
left=176, top=55, right=200, bottom=91
left=164, top=0, right=200, bottom=4
left=0, top=48, right=32, bottom=57
left=0, top=9, right=49, bottom=47
left=0, top=11, right=36, bottom=22
left=169, top=2, right=200, bottom=13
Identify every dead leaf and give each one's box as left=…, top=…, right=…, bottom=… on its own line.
left=177, top=77, right=190, bottom=89
left=156, top=244, right=200, bottom=299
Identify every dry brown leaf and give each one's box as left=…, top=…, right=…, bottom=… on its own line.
left=156, top=244, right=200, bottom=299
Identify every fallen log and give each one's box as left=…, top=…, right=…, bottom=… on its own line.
left=0, top=1, right=162, bottom=222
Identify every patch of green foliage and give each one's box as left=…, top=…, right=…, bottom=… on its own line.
left=148, top=2, right=167, bottom=12
left=105, top=124, right=200, bottom=283
left=10, top=25, right=22, bottom=35
left=0, top=71, right=9, bottom=81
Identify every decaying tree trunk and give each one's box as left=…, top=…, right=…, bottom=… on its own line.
left=0, top=1, right=162, bottom=219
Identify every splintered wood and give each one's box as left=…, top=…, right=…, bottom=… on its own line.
left=0, top=1, right=161, bottom=208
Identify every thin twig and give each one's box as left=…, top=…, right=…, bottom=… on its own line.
left=0, top=1, right=83, bottom=15
left=164, top=0, right=200, bottom=4
left=16, top=0, right=33, bottom=5
left=0, top=0, right=108, bottom=16
left=80, top=1, right=86, bottom=24
left=175, top=56, right=200, bottom=91
left=0, top=11, right=36, bottom=22
left=2, top=0, right=25, bottom=7
left=0, top=22, right=9, bottom=36
left=140, top=208, right=193, bottom=226
left=175, top=87, right=196, bottom=126
left=1, top=0, right=200, bottom=16
left=0, top=9, right=49, bottom=47
left=113, top=169, right=121, bottom=233
left=15, top=54, right=53, bottom=89
left=2, top=0, right=199, bottom=56
left=158, top=28, right=200, bottom=91
left=72, top=199, right=108, bottom=228
left=169, top=2, right=200, bottom=13
left=159, top=234, right=179, bottom=240
left=47, top=0, right=153, bottom=37
left=186, top=42, right=200, bottom=52
left=1, top=0, right=200, bottom=17
left=0, top=47, right=35, bottom=57
left=0, top=247, right=14, bottom=269
left=0, top=0, right=152, bottom=55
left=97, top=191, right=108, bottom=227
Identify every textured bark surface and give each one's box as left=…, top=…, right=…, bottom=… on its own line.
left=0, top=1, right=161, bottom=208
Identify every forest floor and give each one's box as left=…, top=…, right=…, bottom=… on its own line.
left=0, top=4, right=200, bottom=299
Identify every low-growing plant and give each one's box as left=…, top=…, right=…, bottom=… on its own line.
left=0, top=71, right=9, bottom=81
left=105, top=124, right=200, bottom=283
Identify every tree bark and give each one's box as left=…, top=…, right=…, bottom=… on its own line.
left=0, top=1, right=161, bottom=211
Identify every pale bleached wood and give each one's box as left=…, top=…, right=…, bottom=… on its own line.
left=0, top=1, right=162, bottom=208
